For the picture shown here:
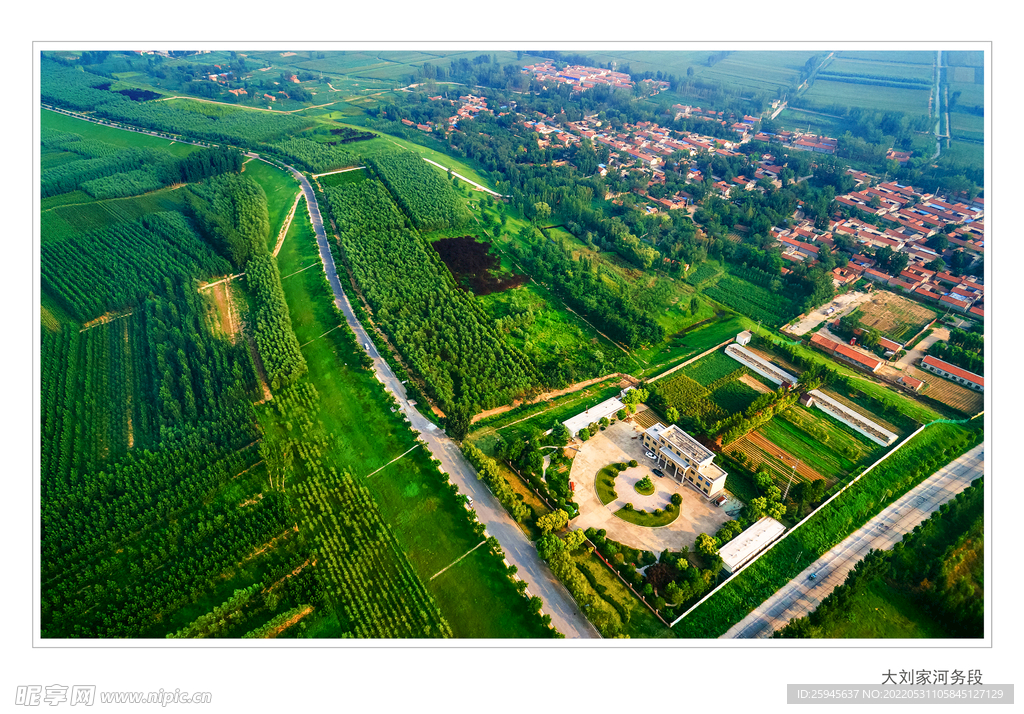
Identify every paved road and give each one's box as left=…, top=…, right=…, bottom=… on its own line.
left=279, top=160, right=599, bottom=639
left=44, top=105, right=597, bottom=638
left=895, top=325, right=949, bottom=370
left=722, top=444, right=984, bottom=639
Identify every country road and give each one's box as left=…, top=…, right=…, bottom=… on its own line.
left=278, top=159, right=600, bottom=639
left=45, top=104, right=598, bottom=639
left=722, top=444, right=984, bottom=639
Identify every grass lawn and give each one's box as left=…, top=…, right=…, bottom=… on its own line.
left=796, top=578, right=947, bottom=638
left=595, top=466, right=619, bottom=505
left=615, top=505, right=679, bottom=527
left=319, top=168, right=368, bottom=187
left=274, top=210, right=545, bottom=637
left=242, top=159, right=301, bottom=251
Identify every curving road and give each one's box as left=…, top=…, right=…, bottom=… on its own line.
left=44, top=105, right=596, bottom=638
left=722, top=444, right=984, bottom=639
left=275, top=158, right=600, bottom=639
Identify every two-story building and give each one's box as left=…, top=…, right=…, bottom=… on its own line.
left=640, top=423, right=727, bottom=498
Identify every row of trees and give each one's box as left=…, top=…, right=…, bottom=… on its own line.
left=185, top=174, right=307, bottom=389
left=323, top=178, right=539, bottom=414
left=776, top=478, right=983, bottom=638
left=366, top=151, right=470, bottom=231
left=41, top=212, right=231, bottom=322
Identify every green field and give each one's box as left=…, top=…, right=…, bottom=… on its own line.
left=757, top=410, right=876, bottom=481
left=41, top=187, right=187, bottom=242
left=836, top=50, right=934, bottom=65
left=273, top=209, right=548, bottom=637
left=638, top=314, right=746, bottom=378
left=710, top=379, right=760, bottom=414
left=570, top=550, right=674, bottom=639
left=42, top=109, right=202, bottom=157
left=319, top=168, right=368, bottom=187
left=681, top=349, right=743, bottom=386
left=242, top=159, right=301, bottom=250
left=801, top=79, right=931, bottom=114
left=824, top=57, right=934, bottom=82
left=942, top=139, right=984, bottom=170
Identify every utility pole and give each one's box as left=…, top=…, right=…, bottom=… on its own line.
left=784, top=459, right=800, bottom=501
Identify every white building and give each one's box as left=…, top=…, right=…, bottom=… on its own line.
left=640, top=423, right=727, bottom=498
left=736, top=330, right=752, bottom=346
left=562, top=396, right=625, bottom=436
left=719, top=517, right=787, bottom=574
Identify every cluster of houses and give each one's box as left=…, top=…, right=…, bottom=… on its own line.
left=752, top=129, right=838, bottom=155
left=521, top=62, right=670, bottom=94
left=671, top=104, right=761, bottom=138
left=768, top=172, right=984, bottom=317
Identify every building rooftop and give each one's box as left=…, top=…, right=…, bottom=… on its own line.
left=922, top=356, right=984, bottom=387
left=719, top=517, right=787, bottom=572
left=645, top=423, right=714, bottom=466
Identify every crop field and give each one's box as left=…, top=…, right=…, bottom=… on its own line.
left=824, top=57, right=934, bottom=82
left=848, top=290, right=937, bottom=342
left=906, top=365, right=984, bottom=415
left=774, top=107, right=851, bottom=138
left=801, top=79, right=931, bottom=115
left=950, top=111, right=984, bottom=142
left=837, top=50, right=933, bottom=65
left=681, top=349, right=745, bottom=386
left=945, top=50, right=984, bottom=67
left=755, top=409, right=878, bottom=482
left=703, top=274, right=796, bottom=327
left=684, top=262, right=723, bottom=287
left=816, top=387, right=903, bottom=435
left=729, top=431, right=827, bottom=484
left=710, top=380, right=760, bottom=414
left=701, top=51, right=820, bottom=91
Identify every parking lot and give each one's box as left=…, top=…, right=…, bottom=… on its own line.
left=569, top=418, right=733, bottom=554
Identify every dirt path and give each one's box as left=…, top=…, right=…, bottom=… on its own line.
left=273, top=190, right=305, bottom=258
left=312, top=166, right=366, bottom=179
left=470, top=373, right=628, bottom=425
left=264, top=606, right=314, bottom=638
left=647, top=338, right=735, bottom=383
left=123, top=318, right=134, bottom=449
left=198, top=273, right=245, bottom=292
left=739, top=373, right=773, bottom=394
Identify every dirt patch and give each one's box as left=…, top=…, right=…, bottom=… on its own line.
left=906, top=365, right=983, bottom=414
left=431, top=236, right=527, bottom=295
left=731, top=432, right=825, bottom=483
left=264, top=605, right=314, bottom=638
left=739, top=373, right=773, bottom=394
left=853, top=290, right=937, bottom=342
left=327, top=127, right=376, bottom=143
left=116, top=88, right=162, bottom=101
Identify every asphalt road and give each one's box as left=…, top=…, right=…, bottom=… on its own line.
left=722, top=443, right=984, bottom=639
left=280, top=161, right=600, bottom=639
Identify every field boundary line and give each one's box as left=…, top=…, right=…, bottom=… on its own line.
left=647, top=338, right=736, bottom=383
left=669, top=412, right=980, bottom=628
left=429, top=540, right=487, bottom=581
left=280, top=261, right=321, bottom=280
left=364, top=444, right=421, bottom=478
left=299, top=323, right=345, bottom=348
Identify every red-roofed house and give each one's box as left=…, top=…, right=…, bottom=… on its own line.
left=969, top=306, right=984, bottom=319
left=834, top=344, right=883, bottom=373
left=921, top=356, right=983, bottom=391
left=810, top=333, right=840, bottom=354
left=940, top=294, right=972, bottom=313
left=897, top=374, right=924, bottom=392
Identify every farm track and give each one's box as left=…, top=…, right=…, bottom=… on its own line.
left=470, top=373, right=627, bottom=425
left=272, top=190, right=305, bottom=258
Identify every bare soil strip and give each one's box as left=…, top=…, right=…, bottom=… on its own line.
left=429, top=540, right=488, bottom=581
left=272, top=190, right=305, bottom=258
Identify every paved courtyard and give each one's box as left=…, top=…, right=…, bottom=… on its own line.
left=569, top=419, right=733, bottom=554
